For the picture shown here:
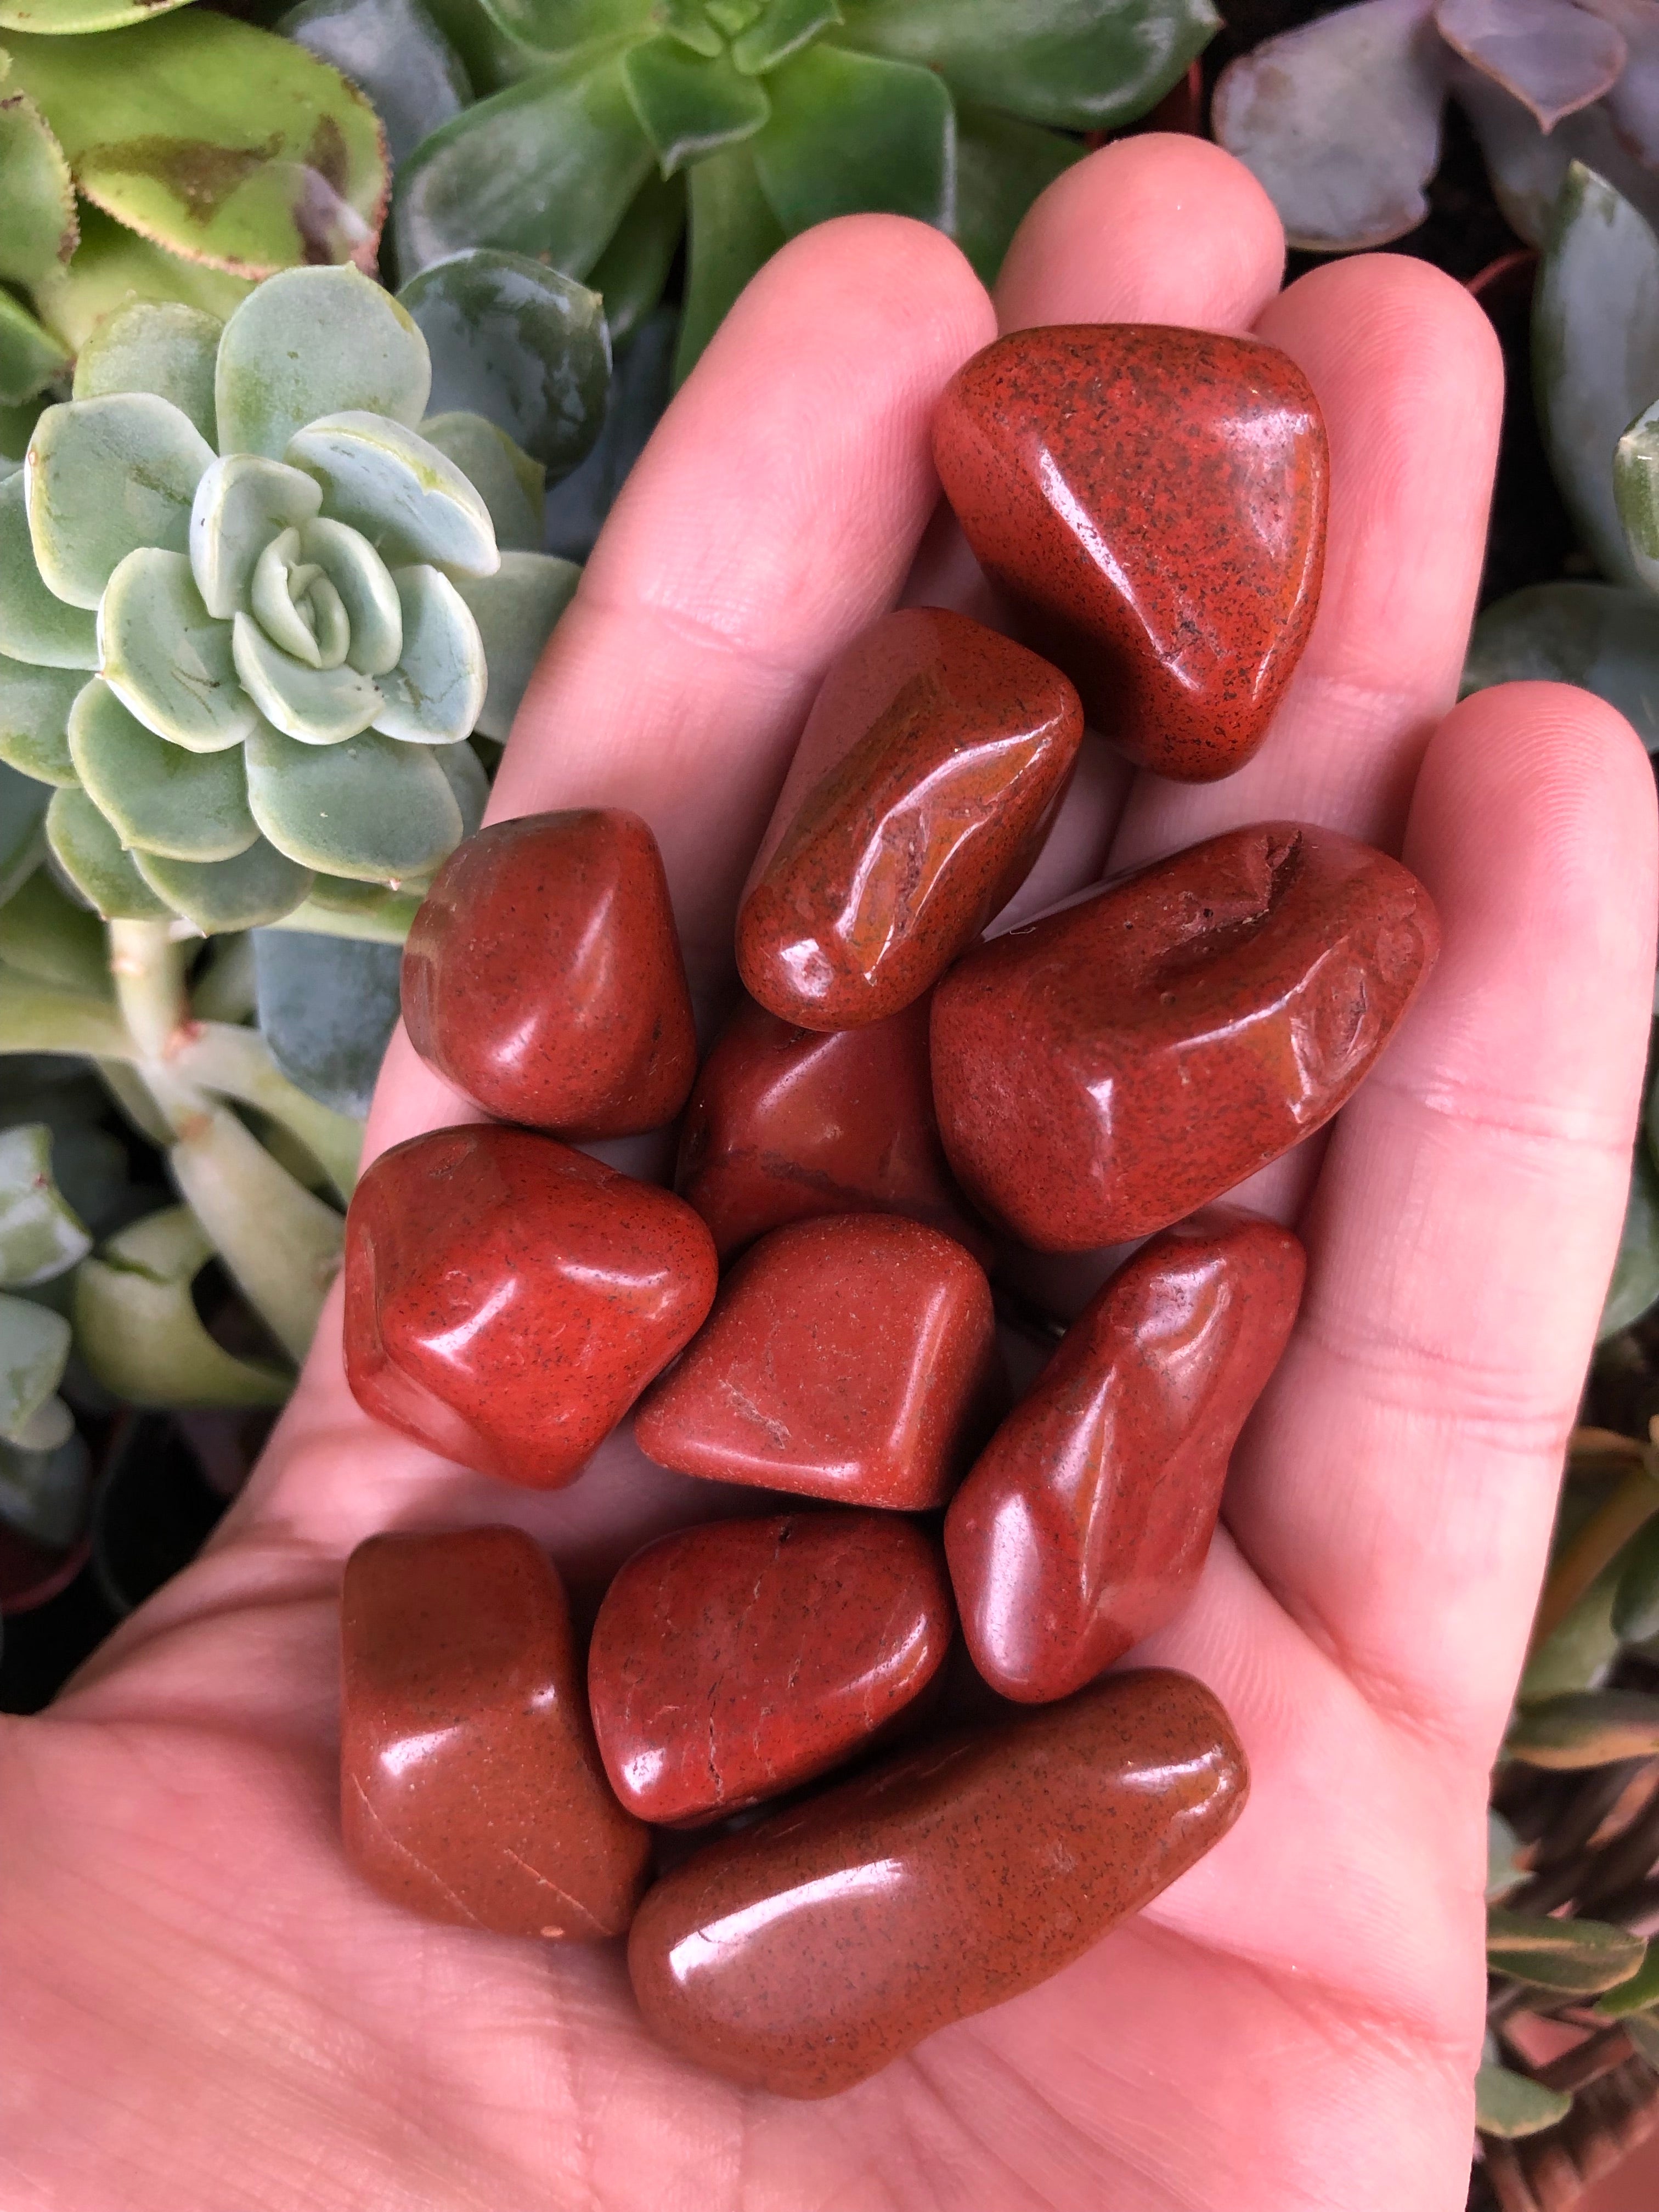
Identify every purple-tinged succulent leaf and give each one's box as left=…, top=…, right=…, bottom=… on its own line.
left=1579, top=0, right=1659, bottom=162
left=1452, top=64, right=1659, bottom=244
left=1434, top=0, right=1624, bottom=129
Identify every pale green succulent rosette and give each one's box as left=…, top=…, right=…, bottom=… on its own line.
left=0, top=262, right=571, bottom=931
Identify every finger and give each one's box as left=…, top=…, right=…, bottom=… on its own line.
left=1222, top=682, right=1658, bottom=1752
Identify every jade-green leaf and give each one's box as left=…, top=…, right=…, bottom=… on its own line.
left=0, top=288, right=68, bottom=409
left=133, top=837, right=314, bottom=932
left=453, top=551, right=579, bottom=739
left=73, top=303, right=222, bottom=447
left=1614, top=1513, right=1659, bottom=1642
left=1474, top=2065, right=1572, bottom=2139
left=216, top=267, right=431, bottom=464
left=0, top=0, right=194, bottom=30
left=0, top=468, right=95, bottom=673
left=46, top=785, right=170, bottom=919
left=675, top=140, right=787, bottom=381
left=301, top=518, right=402, bottom=676
left=753, top=44, right=953, bottom=235
left=436, top=733, right=486, bottom=837
left=245, top=721, right=463, bottom=881
left=1464, top=582, right=1659, bottom=750
left=0, top=1286, right=70, bottom=1443
left=99, top=550, right=256, bottom=754
left=585, top=168, right=685, bottom=344
left=30, top=206, right=252, bottom=362
left=1602, top=1142, right=1659, bottom=1339
left=286, top=412, right=498, bottom=576
left=0, top=661, right=84, bottom=786
left=371, top=566, right=485, bottom=743
left=419, top=413, right=544, bottom=553
left=1593, top=1940, right=1659, bottom=2016
left=457, top=0, right=654, bottom=57
left=731, top=0, right=840, bottom=75
left=26, top=393, right=214, bottom=613
left=1506, top=1688, right=1659, bottom=1767
left=0, top=87, right=76, bottom=291
left=623, top=36, right=771, bottom=175
left=1487, top=1905, right=1646, bottom=1992
left=189, top=455, right=325, bottom=622
left=68, top=679, right=258, bottom=862
left=74, top=1204, right=290, bottom=1409
left=0, top=1121, right=90, bottom=1286
left=0, top=757, right=48, bottom=906
left=232, top=614, right=382, bottom=745
left=953, top=103, right=1080, bottom=286
left=0, top=867, right=106, bottom=995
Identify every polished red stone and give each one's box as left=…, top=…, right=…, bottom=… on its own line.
left=933, top=325, right=1328, bottom=782
left=634, top=1213, right=1001, bottom=1509
left=931, top=822, right=1439, bottom=1250
left=344, top=1124, right=718, bottom=1487
left=402, top=809, right=698, bottom=1138
left=341, top=1526, right=649, bottom=1938
left=675, top=991, right=990, bottom=1265
left=946, top=1212, right=1304, bottom=1702
left=628, top=1667, right=1246, bottom=2096
left=735, top=607, right=1082, bottom=1028
left=588, top=1511, right=955, bottom=1825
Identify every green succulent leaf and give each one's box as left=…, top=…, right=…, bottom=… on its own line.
left=0, top=397, right=45, bottom=465
left=30, top=205, right=252, bottom=361
left=398, top=248, right=612, bottom=476
left=371, top=565, right=485, bottom=743
left=393, top=52, right=656, bottom=283
left=0, top=964, right=129, bottom=1057
left=133, top=836, right=314, bottom=931
left=278, top=0, right=472, bottom=171
left=0, top=1121, right=89, bottom=1287
left=46, top=784, right=168, bottom=918
left=675, top=139, right=786, bottom=380
left=0, top=87, right=75, bottom=291
left=0, top=1427, right=87, bottom=1548
left=1473, top=2065, right=1572, bottom=2140
left=1487, top=1808, right=1525, bottom=1903
left=2, top=17, right=389, bottom=281
left=232, top=612, right=382, bottom=744
left=1617, top=396, right=1659, bottom=594
left=1506, top=1688, right=1659, bottom=1767
left=72, top=303, right=222, bottom=449
left=1519, top=1558, right=1621, bottom=1704
left=245, top=721, right=462, bottom=881
left=67, top=679, right=257, bottom=862
left=623, top=36, right=772, bottom=175
left=0, top=286, right=68, bottom=408
left=0, top=476, right=95, bottom=671
left=285, top=411, right=498, bottom=575
left=26, top=393, right=215, bottom=613
left=216, top=266, right=430, bottom=462
left=1614, top=1510, right=1659, bottom=1644
left=0, top=867, right=106, bottom=996
left=189, top=454, right=325, bottom=622
left=841, top=0, right=1219, bottom=131
left=1464, top=582, right=1659, bottom=751
left=270, top=881, right=419, bottom=942
left=100, top=549, right=256, bottom=753
left=953, top=103, right=1080, bottom=286
left=731, top=0, right=839, bottom=75
left=1593, top=1940, right=1659, bottom=2017
left=74, top=1204, right=290, bottom=1410
left=459, top=0, right=653, bottom=55
left=1487, top=1904, right=1646, bottom=1993
left=1603, top=1142, right=1659, bottom=1339
left=301, top=517, right=403, bottom=676
left=0, top=1286, right=69, bottom=1444
left=419, top=412, right=544, bottom=552
left=1536, top=161, right=1659, bottom=587
left=453, top=550, right=579, bottom=739
left=437, top=733, right=487, bottom=837
left=173, top=1017, right=361, bottom=1199
left=1628, top=2011, right=1659, bottom=2069
left=252, top=927, right=403, bottom=1117
left=0, top=660, right=84, bottom=786
left=0, top=0, right=192, bottom=30
left=753, top=43, right=953, bottom=234
left=662, top=0, right=726, bottom=54
left=585, top=168, right=685, bottom=343
left=0, top=755, right=48, bottom=904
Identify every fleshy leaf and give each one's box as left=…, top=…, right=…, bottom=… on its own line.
left=841, top=0, right=1220, bottom=131
left=1617, top=397, right=1659, bottom=591
left=1519, top=1559, right=1621, bottom=1703
left=232, top=612, right=382, bottom=744
left=0, top=1429, right=88, bottom=1550
left=46, top=785, right=170, bottom=918
left=1613, top=1513, right=1659, bottom=1641
left=392, top=51, right=656, bottom=282
left=371, top=565, right=486, bottom=742
left=285, top=411, right=498, bottom=575
left=0, top=0, right=193, bottom=29
left=0, top=867, right=109, bottom=995
left=675, top=141, right=786, bottom=380
left=68, top=678, right=258, bottom=862
left=436, top=732, right=486, bottom=837
left=0, top=289, right=68, bottom=409
left=189, top=454, right=324, bottom=621
left=2, top=16, right=389, bottom=282
left=252, top=928, right=403, bottom=1116
left=1487, top=1808, right=1525, bottom=1902
left=74, top=1204, right=290, bottom=1409
left=1212, top=0, right=1448, bottom=252
left=1463, top=582, right=1659, bottom=749
left=26, top=393, right=215, bottom=612
left=753, top=43, right=954, bottom=234
left=1603, top=1141, right=1659, bottom=1337
left=99, top=549, right=257, bottom=753
left=0, top=661, right=84, bottom=786
left=30, top=205, right=252, bottom=360
left=1593, top=1934, right=1659, bottom=2014
left=216, top=266, right=429, bottom=465
left=245, top=721, right=462, bottom=880
left=731, top=0, right=839, bottom=75
left=0, top=398, right=46, bottom=466
left=0, top=757, right=48, bottom=905
left=1506, top=1687, right=1659, bottom=1765
left=133, top=836, right=314, bottom=931
left=398, top=248, right=612, bottom=475
left=300, top=517, right=403, bottom=676
left=1452, top=67, right=1650, bottom=249
left=1590, top=0, right=1659, bottom=164
left=623, top=35, right=772, bottom=175
left=0, top=471, right=95, bottom=673
left=953, top=103, right=1080, bottom=287
left=272, top=878, right=420, bottom=942
left=546, top=306, right=674, bottom=560
left=1435, top=0, right=1624, bottom=128
left=419, top=412, right=544, bottom=552
left=1474, top=2065, right=1573, bottom=2138
left=453, top=551, right=579, bottom=738
left=1487, top=1904, right=1646, bottom=1991
left=0, top=87, right=76, bottom=290
left=278, top=0, right=472, bottom=169
left=0, top=1287, right=70, bottom=1443
left=72, top=303, right=222, bottom=447
left=585, top=168, right=685, bottom=345
left=0, top=1122, right=91, bottom=1286
left=1536, top=161, right=1659, bottom=586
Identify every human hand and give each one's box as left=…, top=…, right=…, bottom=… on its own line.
left=5, top=135, right=1655, bottom=2212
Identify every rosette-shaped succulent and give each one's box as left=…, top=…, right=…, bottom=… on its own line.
left=0, top=262, right=577, bottom=933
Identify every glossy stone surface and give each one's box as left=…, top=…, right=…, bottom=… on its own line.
left=628, top=1667, right=1246, bottom=2096
left=402, top=809, right=698, bottom=1138
left=344, top=1124, right=718, bottom=1486
left=933, top=325, right=1328, bottom=782
left=736, top=608, right=1082, bottom=1028
left=341, top=1526, right=649, bottom=1938
left=634, top=1214, right=1000, bottom=1509
left=589, top=1511, right=955, bottom=1825
left=946, top=1212, right=1304, bottom=1703
left=932, top=822, right=1439, bottom=1250
left=675, top=991, right=990, bottom=1265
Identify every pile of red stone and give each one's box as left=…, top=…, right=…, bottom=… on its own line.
left=336, top=324, right=1440, bottom=2099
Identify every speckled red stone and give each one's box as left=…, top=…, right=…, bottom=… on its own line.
left=401, top=809, right=698, bottom=1138
left=933, top=325, right=1328, bottom=782
left=675, top=991, right=990, bottom=1265
left=735, top=608, right=1082, bottom=1028
left=341, top=1526, right=649, bottom=1938
left=946, top=1212, right=1304, bottom=1703
left=930, top=822, right=1439, bottom=1251
left=344, top=1124, right=718, bottom=1487
left=628, top=1667, right=1246, bottom=2096
left=588, top=1511, right=955, bottom=1825
left=634, top=1213, right=1001, bottom=1509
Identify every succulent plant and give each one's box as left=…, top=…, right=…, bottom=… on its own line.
left=0, top=261, right=582, bottom=933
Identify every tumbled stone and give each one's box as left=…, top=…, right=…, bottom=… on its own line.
left=931, top=822, right=1439, bottom=1250
left=933, top=324, right=1328, bottom=782
left=344, top=1124, right=718, bottom=1486
left=946, top=1212, right=1304, bottom=1702
left=589, top=1511, right=955, bottom=1825
left=402, top=809, right=698, bottom=1138
left=675, top=991, right=990, bottom=1265
left=628, top=1667, right=1246, bottom=2096
left=341, top=1526, right=649, bottom=1938
left=634, top=1213, right=1001, bottom=1509
left=735, top=607, right=1082, bottom=1027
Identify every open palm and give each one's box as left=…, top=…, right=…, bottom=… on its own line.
left=4, top=137, right=1656, bottom=2212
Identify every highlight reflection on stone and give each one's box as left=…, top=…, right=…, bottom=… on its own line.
left=946, top=1212, right=1304, bottom=1702
left=628, top=1668, right=1247, bottom=2096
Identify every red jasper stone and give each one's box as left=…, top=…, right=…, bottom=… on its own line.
left=341, top=1526, right=649, bottom=1938
left=634, top=1214, right=1001, bottom=1509
left=588, top=1511, right=955, bottom=1825
left=933, top=324, right=1328, bottom=782
left=675, top=991, right=990, bottom=1265
left=946, top=1212, right=1304, bottom=1703
left=402, top=809, right=698, bottom=1138
left=931, top=821, right=1439, bottom=1251
left=628, top=1667, right=1246, bottom=2097
left=735, top=607, right=1082, bottom=1029
left=344, top=1124, right=718, bottom=1487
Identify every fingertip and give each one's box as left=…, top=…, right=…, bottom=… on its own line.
left=1258, top=251, right=1504, bottom=423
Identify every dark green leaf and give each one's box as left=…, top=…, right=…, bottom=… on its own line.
left=952, top=101, right=1079, bottom=285
left=1487, top=1905, right=1646, bottom=1992
left=279, top=0, right=473, bottom=170
left=1594, top=1941, right=1659, bottom=2016
left=1627, top=2011, right=1659, bottom=2069
left=464, top=0, right=653, bottom=58
left=1506, top=1689, right=1659, bottom=1768
left=0, top=289, right=67, bottom=409
left=545, top=306, right=674, bottom=557
left=586, top=167, right=685, bottom=342
left=0, top=759, right=49, bottom=909
left=622, top=36, right=771, bottom=174
left=252, top=927, right=402, bottom=1116
left=1474, top=2064, right=1572, bottom=2138
left=1602, top=1144, right=1659, bottom=1340
left=1614, top=1513, right=1659, bottom=1643
left=732, top=0, right=840, bottom=75
left=753, top=42, right=953, bottom=233
left=1519, top=1559, right=1621, bottom=1703
left=0, top=86, right=76, bottom=291
left=1487, top=1809, right=1525, bottom=1902
left=674, top=139, right=786, bottom=382
left=1464, top=583, right=1659, bottom=752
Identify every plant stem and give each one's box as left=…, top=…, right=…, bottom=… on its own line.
left=106, top=919, right=187, bottom=1061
